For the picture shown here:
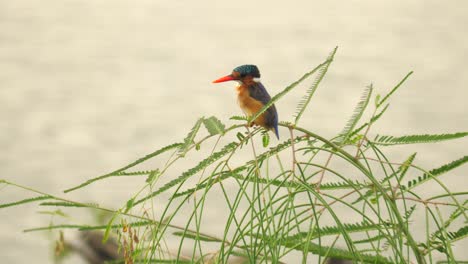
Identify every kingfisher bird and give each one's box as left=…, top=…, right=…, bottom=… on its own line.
left=213, top=64, right=279, bottom=139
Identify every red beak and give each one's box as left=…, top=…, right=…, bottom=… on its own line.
left=212, top=75, right=235, bottom=83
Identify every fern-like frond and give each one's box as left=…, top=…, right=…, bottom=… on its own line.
left=372, top=132, right=468, bottom=146
left=247, top=136, right=307, bottom=166
left=203, top=116, right=225, bottom=136
left=336, top=84, right=373, bottom=145
left=403, top=205, right=417, bottom=221
left=134, top=142, right=239, bottom=206
left=294, top=47, right=338, bottom=124
left=0, top=195, right=51, bottom=209
left=230, top=115, right=248, bottom=121
left=283, top=221, right=387, bottom=240
left=435, top=225, right=468, bottom=244
left=376, top=152, right=417, bottom=186
left=174, top=167, right=247, bottom=198
left=398, top=152, right=417, bottom=181
left=377, top=71, right=413, bottom=108
left=403, top=156, right=468, bottom=190
left=319, top=180, right=368, bottom=190
left=175, top=163, right=365, bottom=196
left=114, top=169, right=159, bottom=176
left=348, top=103, right=389, bottom=138
left=280, top=240, right=393, bottom=264
left=249, top=49, right=336, bottom=124
left=179, top=117, right=205, bottom=156
left=64, top=143, right=181, bottom=193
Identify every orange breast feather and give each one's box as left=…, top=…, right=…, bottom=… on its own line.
left=236, top=85, right=267, bottom=127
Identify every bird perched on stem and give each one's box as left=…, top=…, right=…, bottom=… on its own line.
left=213, top=64, right=279, bottom=139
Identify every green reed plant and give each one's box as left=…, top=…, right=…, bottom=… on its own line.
left=1, top=47, right=467, bottom=264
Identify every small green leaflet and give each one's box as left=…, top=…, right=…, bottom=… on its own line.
left=103, top=210, right=120, bottom=243
left=179, top=117, right=204, bottom=156
left=145, top=169, right=160, bottom=184
left=124, top=198, right=135, bottom=213
left=203, top=116, right=225, bottom=136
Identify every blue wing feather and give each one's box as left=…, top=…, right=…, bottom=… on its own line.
left=248, top=83, right=279, bottom=139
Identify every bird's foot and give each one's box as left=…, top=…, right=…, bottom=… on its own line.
left=248, top=122, right=258, bottom=127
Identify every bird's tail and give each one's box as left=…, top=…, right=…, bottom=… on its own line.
left=273, top=125, right=279, bottom=139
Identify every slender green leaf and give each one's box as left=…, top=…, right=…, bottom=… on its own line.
left=262, top=131, right=270, bottom=147
left=24, top=224, right=87, bottom=232
left=124, top=198, right=135, bottom=213
left=39, top=202, right=97, bottom=208
left=103, top=211, right=120, bottom=243
left=37, top=210, right=68, bottom=218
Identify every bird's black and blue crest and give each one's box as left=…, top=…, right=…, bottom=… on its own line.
left=233, top=64, right=260, bottom=78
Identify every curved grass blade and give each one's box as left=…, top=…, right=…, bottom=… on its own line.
left=24, top=224, right=87, bottom=232
left=173, top=230, right=222, bottom=243
left=103, top=210, right=119, bottom=243
left=39, top=202, right=97, bottom=208
left=281, top=220, right=388, bottom=240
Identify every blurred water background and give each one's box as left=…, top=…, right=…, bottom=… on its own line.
left=1, top=0, right=467, bottom=262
